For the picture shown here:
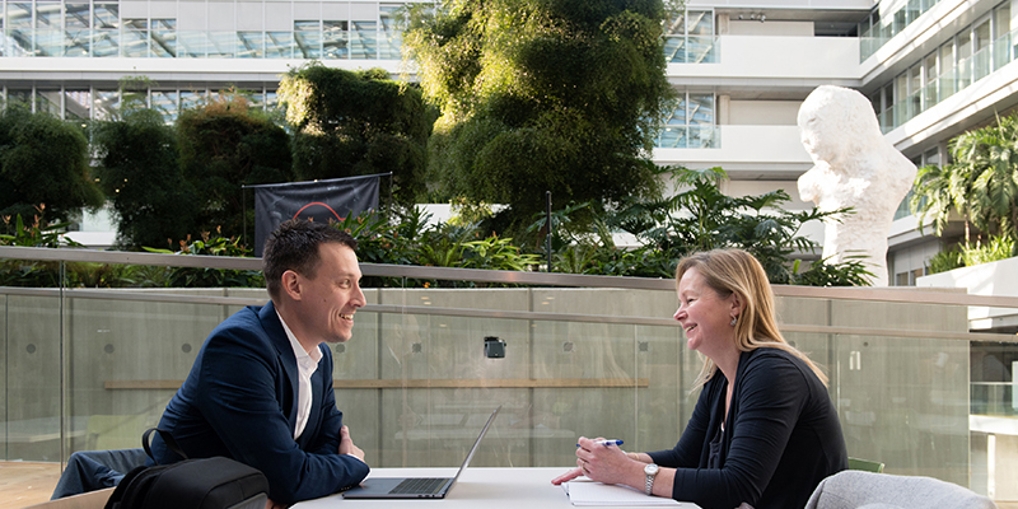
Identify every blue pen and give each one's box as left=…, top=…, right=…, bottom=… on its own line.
left=576, top=439, right=624, bottom=447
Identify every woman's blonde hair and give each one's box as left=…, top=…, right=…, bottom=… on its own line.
left=676, top=249, right=828, bottom=387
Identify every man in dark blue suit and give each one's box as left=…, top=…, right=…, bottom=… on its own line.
left=150, top=219, right=370, bottom=506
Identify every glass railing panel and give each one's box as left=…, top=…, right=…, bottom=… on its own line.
left=687, top=36, right=717, bottom=63
left=937, top=72, right=957, bottom=102
left=664, top=36, right=687, bottom=63
left=922, top=80, right=938, bottom=110
left=265, top=31, right=294, bottom=59
left=207, top=31, right=237, bottom=58
left=970, top=341, right=1017, bottom=417
left=0, top=278, right=66, bottom=461
left=2, top=247, right=1015, bottom=498
left=177, top=31, right=209, bottom=58
left=236, top=32, right=264, bottom=59
left=688, top=125, right=719, bottom=148
left=957, top=56, right=973, bottom=90
left=879, top=108, right=893, bottom=133
left=992, top=34, right=1011, bottom=71
left=973, top=46, right=992, bottom=82
left=655, top=126, right=688, bottom=148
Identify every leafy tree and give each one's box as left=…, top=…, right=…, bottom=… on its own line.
left=278, top=64, right=436, bottom=206
left=403, top=0, right=674, bottom=235
left=177, top=93, right=293, bottom=239
left=0, top=107, right=104, bottom=221
left=92, top=107, right=197, bottom=250
left=912, top=113, right=1018, bottom=244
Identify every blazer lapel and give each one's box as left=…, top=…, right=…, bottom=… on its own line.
left=259, top=302, right=300, bottom=437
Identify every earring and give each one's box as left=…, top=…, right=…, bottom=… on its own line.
left=729, top=316, right=738, bottom=327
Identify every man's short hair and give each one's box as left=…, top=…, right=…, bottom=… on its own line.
left=263, top=219, right=358, bottom=299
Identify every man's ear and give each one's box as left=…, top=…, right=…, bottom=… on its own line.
left=280, top=270, right=302, bottom=301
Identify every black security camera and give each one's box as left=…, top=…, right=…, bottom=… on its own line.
left=484, top=336, right=506, bottom=358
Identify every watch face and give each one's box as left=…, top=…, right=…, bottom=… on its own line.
left=645, top=463, right=659, bottom=475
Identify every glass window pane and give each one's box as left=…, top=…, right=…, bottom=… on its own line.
left=64, top=89, right=91, bottom=120
left=975, top=19, right=991, bottom=50
left=36, top=89, right=62, bottom=117
left=93, top=4, right=120, bottom=57
left=666, top=11, right=685, bottom=36
left=35, top=1, right=61, bottom=56
left=151, top=90, right=178, bottom=123
left=995, top=4, right=1010, bottom=38
left=65, top=4, right=91, bottom=57
left=350, top=20, right=377, bottom=59
left=152, top=19, right=176, bottom=57
left=379, top=5, right=401, bottom=60
left=688, top=93, right=714, bottom=126
left=688, top=10, right=713, bottom=36
left=7, top=89, right=33, bottom=110
left=180, top=90, right=206, bottom=111
left=323, top=21, right=348, bottom=59
left=93, top=90, right=118, bottom=120
left=123, top=19, right=148, bottom=57
left=295, top=20, right=321, bottom=59
left=8, top=3, right=34, bottom=56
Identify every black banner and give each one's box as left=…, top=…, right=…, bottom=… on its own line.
left=251, top=174, right=382, bottom=256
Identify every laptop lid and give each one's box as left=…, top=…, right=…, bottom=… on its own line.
left=342, top=405, right=502, bottom=499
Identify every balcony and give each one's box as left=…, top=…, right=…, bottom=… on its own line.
left=666, top=35, right=860, bottom=89
left=653, top=125, right=812, bottom=177
left=0, top=246, right=1016, bottom=502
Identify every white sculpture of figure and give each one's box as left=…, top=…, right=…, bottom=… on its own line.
left=797, top=85, right=916, bottom=286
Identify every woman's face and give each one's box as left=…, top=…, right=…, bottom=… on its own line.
left=674, top=267, right=739, bottom=358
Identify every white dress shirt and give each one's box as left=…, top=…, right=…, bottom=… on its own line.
left=277, top=311, right=322, bottom=440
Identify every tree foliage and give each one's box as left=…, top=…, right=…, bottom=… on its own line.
left=538, top=167, right=871, bottom=285
left=403, top=0, right=674, bottom=232
left=0, top=108, right=104, bottom=221
left=912, top=113, right=1018, bottom=243
left=278, top=64, right=436, bottom=206
left=93, top=108, right=197, bottom=250
left=176, top=93, right=293, bottom=238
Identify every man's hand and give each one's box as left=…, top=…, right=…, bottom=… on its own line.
left=339, top=425, right=365, bottom=462
left=265, top=498, right=286, bottom=509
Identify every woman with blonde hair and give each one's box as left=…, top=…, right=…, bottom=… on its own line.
left=553, top=249, right=847, bottom=509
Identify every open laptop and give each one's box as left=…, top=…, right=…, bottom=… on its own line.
left=343, top=405, right=502, bottom=499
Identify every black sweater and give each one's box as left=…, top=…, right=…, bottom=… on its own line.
left=648, top=348, right=847, bottom=509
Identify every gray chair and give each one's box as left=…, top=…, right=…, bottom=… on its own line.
left=805, top=470, right=998, bottom=509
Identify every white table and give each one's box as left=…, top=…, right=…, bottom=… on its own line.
left=292, top=467, right=701, bottom=508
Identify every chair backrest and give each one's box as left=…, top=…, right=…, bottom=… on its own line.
left=805, top=470, right=998, bottom=509
left=848, top=457, right=885, bottom=473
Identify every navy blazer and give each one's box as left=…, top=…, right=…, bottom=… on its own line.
left=151, top=302, right=370, bottom=504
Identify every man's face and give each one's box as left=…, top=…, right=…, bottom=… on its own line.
left=293, top=243, right=365, bottom=344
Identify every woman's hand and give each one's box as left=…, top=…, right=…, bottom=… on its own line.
left=573, top=436, right=638, bottom=485
left=551, top=436, right=642, bottom=486
left=550, top=466, right=584, bottom=485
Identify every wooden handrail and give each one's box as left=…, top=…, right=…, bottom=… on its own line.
left=104, top=378, right=650, bottom=390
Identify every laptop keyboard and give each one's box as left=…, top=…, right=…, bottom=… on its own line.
left=390, top=478, right=448, bottom=495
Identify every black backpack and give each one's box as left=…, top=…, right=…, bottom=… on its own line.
left=104, top=429, right=269, bottom=509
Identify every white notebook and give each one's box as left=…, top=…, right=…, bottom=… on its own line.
left=562, top=479, right=686, bottom=506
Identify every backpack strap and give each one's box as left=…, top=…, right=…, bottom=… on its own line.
left=142, top=428, right=188, bottom=464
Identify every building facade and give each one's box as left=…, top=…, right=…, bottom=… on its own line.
left=3, top=0, right=1014, bottom=285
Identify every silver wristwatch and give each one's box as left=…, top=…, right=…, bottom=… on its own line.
left=644, top=463, right=659, bottom=495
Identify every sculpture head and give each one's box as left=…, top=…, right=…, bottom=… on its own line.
left=798, top=85, right=883, bottom=166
